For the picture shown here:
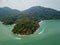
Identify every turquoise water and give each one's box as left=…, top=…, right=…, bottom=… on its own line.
left=0, top=20, right=60, bottom=45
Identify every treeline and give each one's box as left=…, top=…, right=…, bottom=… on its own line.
left=0, top=7, right=21, bottom=25
left=12, top=16, right=39, bottom=35
left=0, top=6, right=60, bottom=25
left=0, top=6, right=60, bottom=35
left=12, top=6, right=60, bottom=35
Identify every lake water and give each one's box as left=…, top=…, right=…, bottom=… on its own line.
left=0, top=20, right=60, bottom=45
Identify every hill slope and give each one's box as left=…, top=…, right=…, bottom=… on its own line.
left=12, top=6, right=60, bottom=35
left=0, top=7, right=21, bottom=25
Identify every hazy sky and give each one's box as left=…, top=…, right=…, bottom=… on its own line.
left=0, top=0, right=60, bottom=11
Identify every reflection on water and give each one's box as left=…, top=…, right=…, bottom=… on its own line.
left=0, top=20, right=60, bottom=45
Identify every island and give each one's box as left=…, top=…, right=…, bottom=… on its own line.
left=12, top=16, right=39, bottom=35
left=0, top=6, right=60, bottom=35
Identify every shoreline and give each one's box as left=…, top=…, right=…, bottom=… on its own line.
left=34, top=21, right=43, bottom=34
left=16, top=21, right=44, bottom=36
left=39, top=21, right=43, bottom=24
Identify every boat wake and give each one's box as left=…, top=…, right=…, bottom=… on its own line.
left=15, top=37, right=21, bottom=40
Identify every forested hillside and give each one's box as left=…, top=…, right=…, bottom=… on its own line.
left=12, top=6, right=60, bottom=35
left=0, top=7, right=21, bottom=25
left=0, top=6, right=60, bottom=35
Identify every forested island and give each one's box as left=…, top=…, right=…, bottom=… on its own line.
left=0, top=6, right=60, bottom=35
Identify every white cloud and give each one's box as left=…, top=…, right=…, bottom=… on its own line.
left=0, top=0, right=2, bottom=2
left=0, top=0, right=60, bottom=11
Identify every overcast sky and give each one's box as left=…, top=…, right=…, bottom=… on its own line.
left=0, top=0, right=60, bottom=11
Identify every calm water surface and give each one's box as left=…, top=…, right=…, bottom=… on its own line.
left=0, top=20, right=60, bottom=45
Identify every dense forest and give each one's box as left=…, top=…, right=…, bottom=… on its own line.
left=0, top=7, right=21, bottom=25
left=0, top=6, right=60, bottom=35
left=12, top=16, right=39, bottom=35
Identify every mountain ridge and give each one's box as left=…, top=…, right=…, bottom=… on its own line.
left=11, top=6, right=60, bottom=35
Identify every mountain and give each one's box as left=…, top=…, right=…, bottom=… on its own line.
left=0, top=7, right=21, bottom=25
left=22, top=6, right=60, bottom=20
left=0, top=6, right=60, bottom=35
left=12, top=6, right=60, bottom=35
left=0, top=6, right=60, bottom=25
